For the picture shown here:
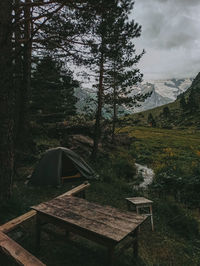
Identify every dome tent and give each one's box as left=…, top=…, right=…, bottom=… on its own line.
left=29, top=147, right=98, bottom=186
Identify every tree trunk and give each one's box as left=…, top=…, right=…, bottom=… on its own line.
left=112, top=85, right=117, bottom=144
left=112, top=65, right=117, bottom=143
left=0, top=0, right=14, bottom=200
left=92, top=49, right=104, bottom=159
left=17, top=0, right=32, bottom=148
left=14, top=0, right=23, bottom=144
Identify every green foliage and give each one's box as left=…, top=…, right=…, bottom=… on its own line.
left=155, top=201, right=199, bottom=239
left=94, top=149, right=137, bottom=183
left=179, top=94, right=187, bottom=111
left=111, top=155, right=137, bottom=182
left=120, top=126, right=200, bottom=208
left=147, top=113, right=156, bottom=127
left=30, top=56, right=78, bottom=122
left=162, top=106, right=170, bottom=118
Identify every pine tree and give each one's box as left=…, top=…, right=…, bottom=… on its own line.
left=0, top=0, right=14, bottom=200
left=89, top=0, right=116, bottom=158
left=103, top=0, right=144, bottom=142
left=147, top=113, right=156, bottom=127
left=188, top=88, right=200, bottom=113
left=163, top=106, right=170, bottom=118
left=179, top=94, right=187, bottom=111
left=89, top=0, right=144, bottom=156
left=30, top=56, right=78, bottom=122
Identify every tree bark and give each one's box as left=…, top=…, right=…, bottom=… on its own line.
left=112, top=85, right=117, bottom=143
left=14, top=0, right=24, bottom=144
left=92, top=48, right=104, bottom=159
left=0, top=0, right=14, bottom=200
left=17, top=0, right=32, bottom=148
left=112, top=65, right=117, bottom=143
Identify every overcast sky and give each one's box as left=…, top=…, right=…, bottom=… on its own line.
left=132, top=0, right=200, bottom=80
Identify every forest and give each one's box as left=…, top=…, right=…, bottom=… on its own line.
left=0, top=0, right=200, bottom=265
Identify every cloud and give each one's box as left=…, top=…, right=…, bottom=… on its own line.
left=132, top=0, right=200, bottom=79
left=155, top=0, right=200, bottom=6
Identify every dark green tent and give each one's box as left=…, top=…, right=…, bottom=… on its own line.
left=29, top=147, right=98, bottom=186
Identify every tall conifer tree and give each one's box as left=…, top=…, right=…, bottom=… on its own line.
left=0, top=0, right=14, bottom=200
left=90, top=0, right=144, bottom=155
left=30, top=56, right=78, bottom=122
left=104, top=0, right=144, bottom=142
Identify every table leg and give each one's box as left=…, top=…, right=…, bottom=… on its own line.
left=150, top=205, right=154, bottom=231
left=136, top=207, right=141, bottom=232
left=36, top=215, right=41, bottom=252
left=132, top=228, right=138, bottom=258
left=107, top=247, right=114, bottom=266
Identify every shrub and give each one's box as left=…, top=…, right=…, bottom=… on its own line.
left=156, top=201, right=199, bottom=239
left=111, top=150, right=137, bottom=182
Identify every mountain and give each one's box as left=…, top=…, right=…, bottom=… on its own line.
left=75, top=78, right=193, bottom=116
left=127, top=72, right=200, bottom=129
left=132, top=78, right=193, bottom=113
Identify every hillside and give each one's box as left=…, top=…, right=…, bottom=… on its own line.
left=126, top=72, right=200, bottom=129
left=131, top=77, right=193, bottom=113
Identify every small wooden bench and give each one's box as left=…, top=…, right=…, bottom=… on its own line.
left=126, top=197, right=154, bottom=231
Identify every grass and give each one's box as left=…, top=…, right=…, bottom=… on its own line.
left=119, top=126, right=200, bottom=172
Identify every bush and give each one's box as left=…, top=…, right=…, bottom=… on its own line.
left=94, top=149, right=138, bottom=183
left=111, top=150, right=137, bottom=182
left=151, top=162, right=200, bottom=208
left=156, top=201, right=199, bottom=239
left=112, top=157, right=136, bottom=181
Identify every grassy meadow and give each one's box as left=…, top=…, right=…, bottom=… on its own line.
left=119, top=126, right=200, bottom=171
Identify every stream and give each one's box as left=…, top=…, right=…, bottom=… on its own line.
left=135, top=163, right=154, bottom=189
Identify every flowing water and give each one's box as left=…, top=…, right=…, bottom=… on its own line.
left=135, top=163, right=154, bottom=189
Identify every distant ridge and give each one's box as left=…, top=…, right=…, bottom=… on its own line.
left=127, top=72, right=200, bottom=129
left=75, top=77, right=193, bottom=116
left=131, top=77, right=193, bottom=113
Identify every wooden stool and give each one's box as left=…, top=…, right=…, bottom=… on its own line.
left=126, top=197, right=154, bottom=231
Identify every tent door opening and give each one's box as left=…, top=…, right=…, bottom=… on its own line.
left=61, top=153, right=81, bottom=183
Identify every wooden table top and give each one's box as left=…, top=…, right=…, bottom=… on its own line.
left=32, top=196, right=147, bottom=244
left=126, top=197, right=153, bottom=205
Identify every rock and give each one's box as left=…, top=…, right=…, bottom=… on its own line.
left=61, top=134, right=94, bottom=158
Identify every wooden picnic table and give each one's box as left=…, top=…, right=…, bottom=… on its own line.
left=32, top=196, right=147, bottom=265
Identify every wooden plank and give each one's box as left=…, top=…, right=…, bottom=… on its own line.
left=126, top=197, right=153, bottom=205
left=0, top=183, right=90, bottom=234
left=33, top=202, right=122, bottom=242
left=57, top=196, right=146, bottom=223
left=56, top=182, right=90, bottom=198
left=62, top=173, right=81, bottom=180
left=0, top=210, right=36, bottom=234
left=0, top=231, right=45, bottom=266
left=44, top=197, right=144, bottom=233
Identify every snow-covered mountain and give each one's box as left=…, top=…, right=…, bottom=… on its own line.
left=132, top=78, right=193, bottom=113
left=75, top=77, right=193, bottom=115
